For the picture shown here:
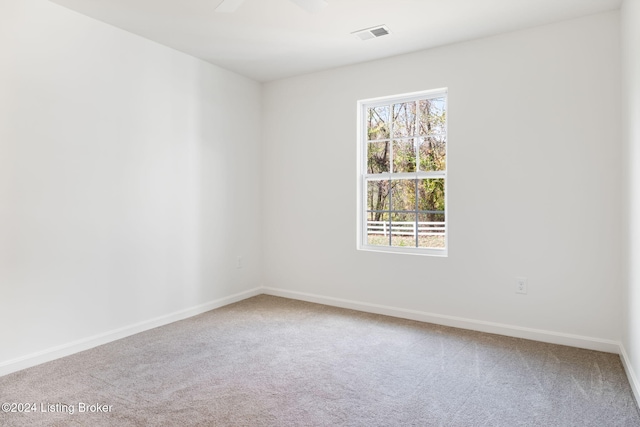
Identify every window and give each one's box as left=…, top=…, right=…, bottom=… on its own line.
left=357, top=89, right=447, bottom=256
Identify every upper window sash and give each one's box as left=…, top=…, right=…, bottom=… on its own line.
left=361, top=89, right=448, bottom=109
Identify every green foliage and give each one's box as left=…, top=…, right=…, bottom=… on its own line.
left=367, top=141, right=389, bottom=174
left=393, top=140, right=416, bottom=173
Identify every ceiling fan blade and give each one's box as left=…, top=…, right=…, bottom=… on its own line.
left=215, top=0, right=246, bottom=13
left=290, top=0, right=328, bottom=14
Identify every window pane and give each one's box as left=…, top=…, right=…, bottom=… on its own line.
left=367, top=106, right=390, bottom=140
left=392, top=102, right=417, bottom=138
left=367, top=141, right=390, bottom=173
left=418, top=213, right=445, bottom=248
left=392, top=139, right=416, bottom=173
left=390, top=179, right=416, bottom=212
left=391, top=213, right=417, bottom=247
left=367, top=212, right=390, bottom=246
left=367, top=180, right=390, bottom=212
left=418, top=98, right=446, bottom=136
left=417, top=178, right=446, bottom=248
left=418, top=136, right=446, bottom=172
left=417, top=178, right=445, bottom=213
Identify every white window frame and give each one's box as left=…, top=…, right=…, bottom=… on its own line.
left=357, top=88, right=448, bottom=257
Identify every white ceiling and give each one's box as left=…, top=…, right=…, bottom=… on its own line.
left=49, top=0, right=622, bottom=82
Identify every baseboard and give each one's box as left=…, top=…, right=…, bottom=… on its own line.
left=2, top=285, right=626, bottom=379
left=0, top=287, right=262, bottom=377
left=262, top=287, right=621, bottom=354
left=620, top=344, right=640, bottom=408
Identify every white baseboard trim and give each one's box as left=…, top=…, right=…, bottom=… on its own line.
left=0, top=287, right=262, bottom=377
left=2, top=286, right=628, bottom=382
left=262, top=287, right=621, bottom=354
left=620, top=345, right=640, bottom=407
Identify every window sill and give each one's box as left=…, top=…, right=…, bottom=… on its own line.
left=358, top=245, right=448, bottom=257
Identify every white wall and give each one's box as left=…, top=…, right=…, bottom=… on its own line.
left=0, top=0, right=262, bottom=369
left=263, top=12, right=622, bottom=347
left=622, top=0, right=640, bottom=402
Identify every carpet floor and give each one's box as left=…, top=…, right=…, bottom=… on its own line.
left=1, top=295, right=639, bottom=426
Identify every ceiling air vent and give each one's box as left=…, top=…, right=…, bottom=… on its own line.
left=352, top=25, right=391, bottom=41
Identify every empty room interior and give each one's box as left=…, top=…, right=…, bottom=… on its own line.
left=2, top=0, right=640, bottom=425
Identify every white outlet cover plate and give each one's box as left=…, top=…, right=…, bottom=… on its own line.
left=516, top=277, right=528, bottom=294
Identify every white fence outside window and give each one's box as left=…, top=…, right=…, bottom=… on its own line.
left=367, top=221, right=446, bottom=237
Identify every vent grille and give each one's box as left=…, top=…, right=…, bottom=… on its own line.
left=352, top=25, right=391, bottom=41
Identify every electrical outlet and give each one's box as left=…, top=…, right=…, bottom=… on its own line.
left=516, top=277, right=528, bottom=294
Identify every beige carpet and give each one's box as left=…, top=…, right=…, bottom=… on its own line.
left=1, top=295, right=639, bottom=426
